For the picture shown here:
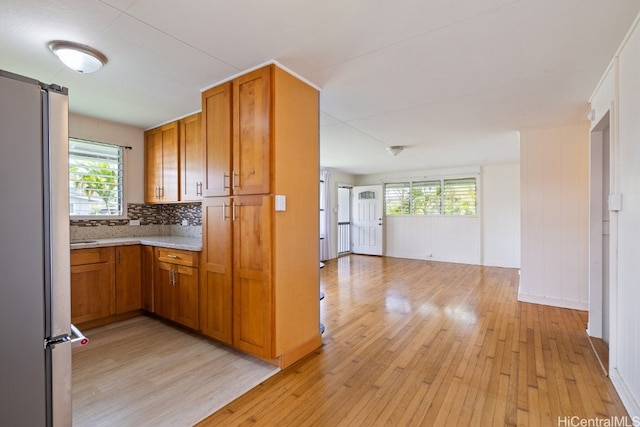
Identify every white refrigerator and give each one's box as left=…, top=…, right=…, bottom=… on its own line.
left=0, top=69, right=85, bottom=426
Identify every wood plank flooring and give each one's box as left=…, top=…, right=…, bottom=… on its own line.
left=198, top=255, right=629, bottom=426
left=72, top=316, right=279, bottom=426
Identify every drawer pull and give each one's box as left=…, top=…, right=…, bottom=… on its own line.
left=167, top=254, right=179, bottom=259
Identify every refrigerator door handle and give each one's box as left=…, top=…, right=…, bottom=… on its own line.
left=70, top=324, right=89, bottom=347
left=44, top=334, right=71, bottom=350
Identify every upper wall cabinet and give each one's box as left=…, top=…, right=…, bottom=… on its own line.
left=179, top=113, right=203, bottom=201
left=144, top=113, right=203, bottom=203
left=145, top=122, right=179, bottom=203
left=202, top=66, right=271, bottom=197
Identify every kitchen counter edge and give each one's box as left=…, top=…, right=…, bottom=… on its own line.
left=70, top=236, right=202, bottom=252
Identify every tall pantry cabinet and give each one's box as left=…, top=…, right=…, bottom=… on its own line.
left=200, top=64, right=321, bottom=367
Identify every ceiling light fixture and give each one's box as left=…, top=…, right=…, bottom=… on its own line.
left=49, top=40, right=108, bottom=73
left=386, top=146, right=404, bottom=156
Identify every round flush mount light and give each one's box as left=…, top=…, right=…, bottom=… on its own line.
left=386, top=146, right=404, bottom=156
left=49, top=40, right=108, bottom=73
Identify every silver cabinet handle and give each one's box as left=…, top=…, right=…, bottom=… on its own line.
left=232, top=171, right=238, bottom=189
left=222, top=202, right=227, bottom=221
left=232, top=201, right=236, bottom=221
left=70, top=324, right=89, bottom=348
left=196, top=182, right=203, bottom=196
left=167, top=254, right=178, bottom=259
left=224, top=173, right=230, bottom=190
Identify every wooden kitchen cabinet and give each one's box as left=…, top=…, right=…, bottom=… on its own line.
left=201, top=195, right=271, bottom=355
left=200, top=64, right=321, bottom=367
left=144, top=121, right=179, bottom=203
left=141, top=245, right=155, bottom=312
left=114, top=245, right=142, bottom=314
left=154, top=248, right=199, bottom=330
left=232, top=195, right=272, bottom=358
left=200, top=197, right=233, bottom=344
left=202, top=66, right=271, bottom=197
left=179, top=113, right=203, bottom=201
left=71, top=247, right=115, bottom=324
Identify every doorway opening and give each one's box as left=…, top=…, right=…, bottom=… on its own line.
left=588, top=111, right=611, bottom=374
left=337, top=186, right=352, bottom=255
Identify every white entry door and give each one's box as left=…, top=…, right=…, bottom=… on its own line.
left=352, top=185, right=383, bottom=255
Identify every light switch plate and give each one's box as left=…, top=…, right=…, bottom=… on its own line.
left=609, top=193, right=623, bottom=211
left=275, top=195, right=286, bottom=211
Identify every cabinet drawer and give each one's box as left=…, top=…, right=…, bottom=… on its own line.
left=157, top=248, right=198, bottom=267
left=71, top=247, right=114, bottom=266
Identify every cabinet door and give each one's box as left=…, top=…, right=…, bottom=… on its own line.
left=144, top=122, right=179, bottom=203
left=71, top=262, right=114, bottom=324
left=115, top=245, right=142, bottom=314
left=141, top=245, right=154, bottom=312
left=154, top=261, right=175, bottom=321
left=174, top=265, right=199, bottom=330
left=179, top=113, right=203, bottom=201
left=233, top=195, right=272, bottom=358
left=200, top=197, right=233, bottom=344
left=202, top=82, right=232, bottom=197
left=160, top=122, right=179, bottom=202
left=144, top=128, right=163, bottom=203
left=233, top=66, right=271, bottom=195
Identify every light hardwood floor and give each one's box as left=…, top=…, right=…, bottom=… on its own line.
left=198, top=255, right=629, bottom=426
left=72, top=316, right=279, bottom=426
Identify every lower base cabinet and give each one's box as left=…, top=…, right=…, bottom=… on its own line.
left=71, top=248, right=114, bottom=324
left=71, top=245, right=142, bottom=326
left=154, top=248, right=199, bottom=330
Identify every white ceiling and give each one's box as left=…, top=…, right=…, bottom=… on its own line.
left=1, top=1, right=638, bottom=175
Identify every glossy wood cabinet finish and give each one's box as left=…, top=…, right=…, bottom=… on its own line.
left=114, top=245, right=142, bottom=314
left=200, top=197, right=233, bottom=344
left=232, top=195, right=272, bottom=358
left=202, top=66, right=271, bottom=197
left=232, top=66, right=271, bottom=196
left=201, top=65, right=321, bottom=367
left=179, top=113, right=203, bottom=201
left=202, top=82, right=232, bottom=197
left=144, top=121, right=179, bottom=203
left=71, top=247, right=115, bottom=324
left=141, top=245, right=154, bottom=312
left=154, top=248, right=199, bottom=330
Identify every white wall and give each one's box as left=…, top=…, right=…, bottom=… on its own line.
left=608, top=12, right=640, bottom=418
left=519, top=122, right=590, bottom=310
left=69, top=113, right=145, bottom=203
left=481, top=163, right=521, bottom=268
left=352, top=165, right=520, bottom=267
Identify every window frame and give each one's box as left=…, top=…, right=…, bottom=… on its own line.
left=68, top=137, right=127, bottom=220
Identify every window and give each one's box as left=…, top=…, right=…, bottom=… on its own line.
left=69, top=138, right=124, bottom=217
left=443, top=178, right=476, bottom=215
left=412, top=180, right=441, bottom=215
left=384, top=182, right=410, bottom=215
left=384, top=177, right=476, bottom=216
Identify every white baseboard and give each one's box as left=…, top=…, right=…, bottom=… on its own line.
left=610, top=367, right=640, bottom=421
left=517, top=292, right=589, bottom=311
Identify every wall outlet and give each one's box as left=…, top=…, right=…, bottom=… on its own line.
left=129, top=219, right=140, bottom=226
left=181, top=219, right=189, bottom=226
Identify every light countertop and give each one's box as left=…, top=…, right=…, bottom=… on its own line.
left=70, top=235, right=202, bottom=251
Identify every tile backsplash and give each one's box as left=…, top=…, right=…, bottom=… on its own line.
left=70, top=202, right=202, bottom=241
